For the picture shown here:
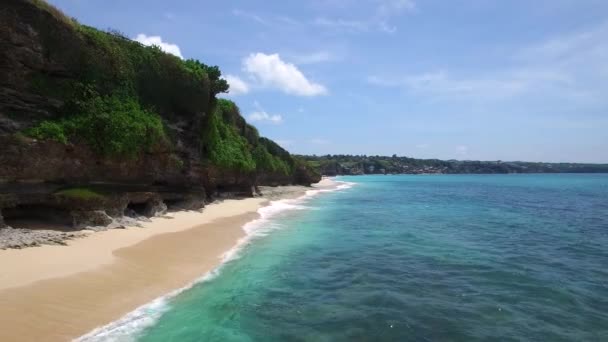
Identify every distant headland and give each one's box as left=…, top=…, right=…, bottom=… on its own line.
left=300, top=155, right=608, bottom=175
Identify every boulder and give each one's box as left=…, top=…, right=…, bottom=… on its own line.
left=168, top=194, right=206, bottom=211
left=143, top=199, right=167, bottom=217
left=71, top=210, right=113, bottom=229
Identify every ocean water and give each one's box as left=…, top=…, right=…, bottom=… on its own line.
left=85, top=174, right=608, bottom=341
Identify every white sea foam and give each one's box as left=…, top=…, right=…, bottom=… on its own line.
left=76, top=178, right=355, bottom=342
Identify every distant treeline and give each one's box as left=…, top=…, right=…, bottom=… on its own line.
left=299, top=155, right=608, bottom=175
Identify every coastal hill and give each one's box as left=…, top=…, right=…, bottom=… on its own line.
left=302, top=155, right=608, bottom=175
left=0, top=0, right=319, bottom=233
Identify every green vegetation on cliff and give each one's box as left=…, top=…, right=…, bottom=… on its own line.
left=55, top=188, right=105, bottom=200
left=13, top=0, right=315, bottom=182
left=24, top=19, right=223, bottom=158
left=26, top=94, right=167, bottom=157
left=202, top=100, right=256, bottom=172
left=201, top=99, right=295, bottom=175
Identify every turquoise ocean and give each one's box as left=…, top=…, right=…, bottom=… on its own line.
left=82, top=174, right=608, bottom=341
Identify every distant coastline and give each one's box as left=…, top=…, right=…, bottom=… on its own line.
left=300, top=155, right=608, bottom=176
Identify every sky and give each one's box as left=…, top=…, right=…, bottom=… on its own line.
left=48, top=0, right=608, bottom=163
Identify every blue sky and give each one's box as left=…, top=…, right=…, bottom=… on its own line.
left=49, top=0, right=608, bottom=162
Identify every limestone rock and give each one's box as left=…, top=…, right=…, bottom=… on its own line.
left=71, top=210, right=113, bottom=229
left=143, top=199, right=167, bottom=217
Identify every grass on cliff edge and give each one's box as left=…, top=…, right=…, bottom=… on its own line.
left=31, top=0, right=77, bottom=28
left=55, top=188, right=105, bottom=201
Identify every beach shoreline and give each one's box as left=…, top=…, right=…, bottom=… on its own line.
left=0, top=182, right=332, bottom=342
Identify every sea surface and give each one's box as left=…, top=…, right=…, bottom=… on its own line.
left=85, top=174, right=608, bottom=341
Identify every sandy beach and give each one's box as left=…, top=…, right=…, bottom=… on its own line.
left=0, top=184, right=314, bottom=342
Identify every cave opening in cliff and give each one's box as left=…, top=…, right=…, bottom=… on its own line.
left=163, top=199, right=182, bottom=211
left=2, top=204, right=73, bottom=231
left=124, top=202, right=148, bottom=217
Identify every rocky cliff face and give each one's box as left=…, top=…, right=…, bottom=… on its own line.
left=0, top=0, right=320, bottom=233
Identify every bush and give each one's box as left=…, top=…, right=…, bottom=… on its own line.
left=202, top=103, right=256, bottom=172
left=25, top=94, right=168, bottom=158
left=25, top=121, right=67, bottom=144
left=66, top=95, right=167, bottom=157
left=253, top=144, right=292, bottom=175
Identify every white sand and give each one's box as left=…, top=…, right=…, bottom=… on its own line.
left=0, top=198, right=266, bottom=291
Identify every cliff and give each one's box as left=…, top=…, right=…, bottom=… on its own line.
left=0, top=0, right=320, bottom=232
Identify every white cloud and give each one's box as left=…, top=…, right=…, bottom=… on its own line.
left=369, top=70, right=529, bottom=99
left=243, top=53, right=328, bottom=96
left=248, top=101, right=283, bottom=124
left=232, top=9, right=301, bottom=28
left=292, top=51, right=337, bottom=65
left=368, top=21, right=608, bottom=107
left=223, top=75, right=250, bottom=95
left=134, top=34, right=183, bottom=59
left=375, top=0, right=416, bottom=32
left=376, top=0, right=416, bottom=17
left=313, top=0, right=415, bottom=33
left=233, top=1, right=414, bottom=34
left=515, top=23, right=608, bottom=63
left=249, top=111, right=283, bottom=123
left=313, top=17, right=369, bottom=33
left=232, top=9, right=268, bottom=25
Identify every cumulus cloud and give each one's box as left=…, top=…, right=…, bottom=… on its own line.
left=223, top=75, right=250, bottom=95
left=134, top=34, right=183, bottom=58
left=248, top=101, right=283, bottom=124
left=243, top=53, right=328, bottom=96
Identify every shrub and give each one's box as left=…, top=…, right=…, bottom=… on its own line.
left=25, top=121, right=67, bottom=144
left=55, top=188, right=105, bottom=200
left=253, top=144, right=292, bottom=175
left=201, top=104, right=256, bottom=172
left=25, top=94, right=168, bottom=158
left=65, top=95, right=167, bottom=157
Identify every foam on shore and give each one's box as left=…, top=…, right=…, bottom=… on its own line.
left=76, top=179, right=355, bottom=342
